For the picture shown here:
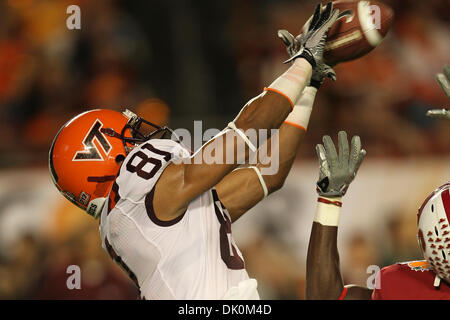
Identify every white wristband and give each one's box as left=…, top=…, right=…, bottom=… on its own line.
left=314, top=196, right=342, bottom=226
left=266, top=59, right=312, bottom=108
left=284, top=86, right=317, bottom=131
left=249, top=166, right=268, bottom=198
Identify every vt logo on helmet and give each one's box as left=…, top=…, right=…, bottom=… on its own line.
left=49, top=109, right=172, bottom=218
left=73, top=120, right=112, bottom=161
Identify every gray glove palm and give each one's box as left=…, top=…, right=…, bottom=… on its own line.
left=278, top=29, right=336, bottom=86
left=426, top=65, right=450, bottom=120
left=284, top=2, right=339, bottom=68
left=436, top=65, right=450, bottom=99
left=316, top=131, right=366, bottom=197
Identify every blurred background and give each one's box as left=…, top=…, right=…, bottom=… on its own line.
left=0, top=0, right=448, bottom=299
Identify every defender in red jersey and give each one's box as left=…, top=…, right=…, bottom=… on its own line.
left=372, top=261, right=450, bottom=300
left=305, top=131, right=450, bottom=300
left=305, top=66, right=450, bottom=300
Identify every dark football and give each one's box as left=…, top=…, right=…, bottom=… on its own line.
left=302, top=0, right=394, bottom=65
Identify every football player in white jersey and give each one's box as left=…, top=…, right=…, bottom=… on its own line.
left=49, top=3, right=341, bottom=299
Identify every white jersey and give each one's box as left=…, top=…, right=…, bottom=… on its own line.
left=99, top=139, right=258, bottom=299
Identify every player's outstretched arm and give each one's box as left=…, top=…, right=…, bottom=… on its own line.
left=306, top=131, right=371, bottom=300
left=215, top=112, right=310, bottom=222
left=154, top=60, right=311, bottom=221
left=216, top=84, right=321, bottom=222
left=153, top=3, right=341, bottom=222
left=214, top=11, right=341, bottom=223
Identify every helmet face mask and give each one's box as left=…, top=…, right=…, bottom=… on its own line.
left=49, top=109, right=174, bottom=219
left=103, top=109, right=176, bottom=154
left=417, top=182, right=450, bottom=285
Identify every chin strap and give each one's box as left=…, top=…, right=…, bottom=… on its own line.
left=434, top=274, right=442, bottom=289
left=86, top=197, right=107, bottom=219
left=338, top=287, right=348, bottom=300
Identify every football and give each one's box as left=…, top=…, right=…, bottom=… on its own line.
left=303, top=0, right=394, bottom=65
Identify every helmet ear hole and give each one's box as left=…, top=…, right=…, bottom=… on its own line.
left=115, top=154, right=126, bottom=164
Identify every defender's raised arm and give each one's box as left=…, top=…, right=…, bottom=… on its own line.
left=306, top=131, right=370, bottom=300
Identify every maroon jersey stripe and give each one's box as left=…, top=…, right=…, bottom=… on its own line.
left=441, top=188, right=450, bottom=224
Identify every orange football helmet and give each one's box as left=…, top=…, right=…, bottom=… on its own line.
left=49, top=109, right=170, bottom=218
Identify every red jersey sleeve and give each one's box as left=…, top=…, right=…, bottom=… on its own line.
left=371, top=261, right=450, bottom=300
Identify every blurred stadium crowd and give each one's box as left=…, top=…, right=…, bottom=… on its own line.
left=0, top=0, right=448, bottom=299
